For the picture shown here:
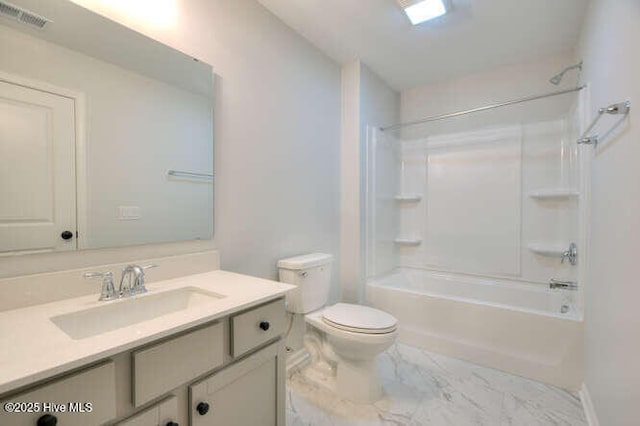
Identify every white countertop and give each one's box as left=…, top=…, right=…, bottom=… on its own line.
left=0, top=270, right=294, bottom=395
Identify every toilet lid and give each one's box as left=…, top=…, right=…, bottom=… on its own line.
left=322, top=303, right=398, bottom=334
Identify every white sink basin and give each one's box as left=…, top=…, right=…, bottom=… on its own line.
left=50, top=287, right=225, bottom=340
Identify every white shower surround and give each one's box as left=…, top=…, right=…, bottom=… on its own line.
left=367, top=268, right=583, bottom=390
left=365, top=90, right=589, bottom=391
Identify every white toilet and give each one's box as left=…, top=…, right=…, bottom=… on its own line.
left=278, top=253, right=398, bottom=403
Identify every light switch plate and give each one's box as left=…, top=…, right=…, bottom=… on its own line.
left=118, top=206, right=141, bottom=220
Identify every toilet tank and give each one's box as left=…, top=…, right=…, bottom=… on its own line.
left=277, top=253, right=333, bottom=314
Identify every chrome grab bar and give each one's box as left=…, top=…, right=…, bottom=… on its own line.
left=549, top=279, right=578, bottom=290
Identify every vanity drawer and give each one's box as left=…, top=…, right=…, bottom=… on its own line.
left=231, top=298, right=286, bottom=357
left=0, top=361, right=116, bottom=426
left=132, top=322, right=224, bottom=407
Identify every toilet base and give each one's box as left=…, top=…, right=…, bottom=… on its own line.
left=335, top=357, right=383, bottom=403
left=301, top=307, right=397, bottom=404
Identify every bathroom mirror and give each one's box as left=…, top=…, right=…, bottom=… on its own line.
left=0, top=0, right=214, bottom=254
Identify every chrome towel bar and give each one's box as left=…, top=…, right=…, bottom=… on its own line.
left=577, top=101, right=631, bottom=146
left=167, top=170, right=213, bottom=181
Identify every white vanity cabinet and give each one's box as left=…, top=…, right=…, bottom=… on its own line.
left=0, top=297, right=287, bottom=426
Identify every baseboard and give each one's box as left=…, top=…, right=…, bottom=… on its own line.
left=285, top=348, right=311, bottom=376
left=580, top=383, right=600, bottom=426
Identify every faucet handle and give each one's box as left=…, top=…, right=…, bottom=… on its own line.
left=83, top=271, right=117, bottom=301
left=83, top=271, right=109, bottom=278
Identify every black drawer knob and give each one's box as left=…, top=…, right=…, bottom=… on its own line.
left=60, top=230, right=74, bottom=240
left=166, top=422, right=179, bottom=426
left=196, top=401, right=210, bottom=415
left=37, top=414, right=57, bottom=426
left=259, top=321, right=270, bottom=331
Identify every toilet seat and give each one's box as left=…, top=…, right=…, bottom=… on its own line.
left=322, top=303, right=398, bottom=334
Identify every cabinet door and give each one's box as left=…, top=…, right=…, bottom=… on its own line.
left=189, top=342, right=284, bottom=426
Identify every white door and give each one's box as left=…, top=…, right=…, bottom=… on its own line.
left=0, top=79, right=76, bottom=254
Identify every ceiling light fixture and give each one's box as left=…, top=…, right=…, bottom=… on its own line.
left=398, top=0, right=448, bottom=25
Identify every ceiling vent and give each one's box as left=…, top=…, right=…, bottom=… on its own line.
left=396, top=0, right=419, bottom=7
left=0, top=1, right=51, bottom=29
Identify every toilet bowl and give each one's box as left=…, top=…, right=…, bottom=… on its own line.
left=305, top=303, right=397, bottom=403
left=277, top=253, right=398, bottom=403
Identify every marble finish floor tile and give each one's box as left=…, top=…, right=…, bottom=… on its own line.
left=286, top=343, right=586, bottom=426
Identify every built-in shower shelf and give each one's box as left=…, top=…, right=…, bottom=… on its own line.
left=527, top=243, right=567, bottom=257
left=394, top=194, right=422, bottom=203
left=528, top=189, right=580, bottom=200
left=394, top=238, right=422, bottom=246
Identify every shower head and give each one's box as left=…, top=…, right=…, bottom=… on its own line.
left=549, top=74, right=564, bottom=85
left=549, top=61, right=583, bottom=85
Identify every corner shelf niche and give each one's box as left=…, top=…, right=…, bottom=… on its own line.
left=394, top=238, right=422, bottom=246
left=394, top=194, right=422, bottom=203
left=528, top=189, right=579, bottom=200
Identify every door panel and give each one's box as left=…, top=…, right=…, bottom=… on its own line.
left=0, top=80, right=76, bottom=253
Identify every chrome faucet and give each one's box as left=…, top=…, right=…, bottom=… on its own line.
left=83, top=271, right=117, bottom=301
left=83, top=264, right=158, bottom=301
left=119, top=264, right=158, bottom=297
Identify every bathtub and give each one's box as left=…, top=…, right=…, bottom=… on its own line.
left=366, top=268, right=583, bottom=390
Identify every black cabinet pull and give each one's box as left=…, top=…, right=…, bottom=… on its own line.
left=196, top=401, right=210, bottom=415
left=37, top=414, right=57, bottom=426
left=166, top=422, right=179, bottom=426
left=60, top=230, right=74, bottom=240
left=259, top=321, right=270, bottom=331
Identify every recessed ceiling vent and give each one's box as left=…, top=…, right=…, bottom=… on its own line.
left=395, top=0, right=418, bottom=7
left=0, top=1, right=51, bottom=29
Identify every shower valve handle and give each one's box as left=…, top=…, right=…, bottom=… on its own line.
left=560, top=243, right=577, bottom=265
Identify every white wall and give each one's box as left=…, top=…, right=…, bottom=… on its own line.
left=340, top=61, right=361, bottom=302
left=578, top=1, right=640, bottom=424
left=401, top=51, right=580, bottom=138
left=2, top=1, right=342, bottom=293
left=341, top=61, right=399, bottom=302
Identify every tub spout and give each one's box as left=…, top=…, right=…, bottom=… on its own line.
left=549, top=279, right=578, bottom=290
